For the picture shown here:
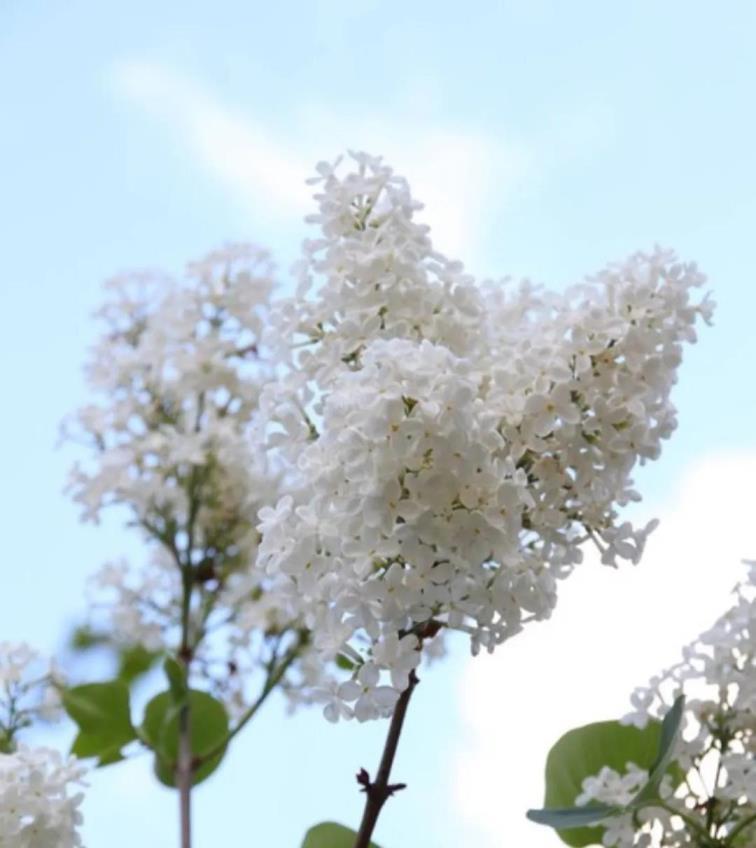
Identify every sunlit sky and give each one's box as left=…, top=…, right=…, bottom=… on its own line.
left=2, top=2, right=755, bottom=846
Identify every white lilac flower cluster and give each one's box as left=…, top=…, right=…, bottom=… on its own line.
left=67, top=246, right=316, bottom=716
left=575, top=764, right=677, bottom=847
left=257, top=152, right=714, bottom=721
left=68, top=243, right=275, bottom=533
left=577, top=562, right=756, bottom=846
left=0, top=643, right=62, bottom=748
left=0, top=746, right=85, bottom=848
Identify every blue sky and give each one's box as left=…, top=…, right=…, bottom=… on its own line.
left=1, top=2, right=755, bottom=846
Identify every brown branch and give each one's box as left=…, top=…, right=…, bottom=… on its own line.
left=352, top=670, right=419, bottom=848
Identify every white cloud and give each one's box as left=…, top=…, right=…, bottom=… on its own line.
left=110, top=60, right=533, bottom=262
left=450, top=451, right=756, bottom=848
left=113, top=61, right=311, bottom=218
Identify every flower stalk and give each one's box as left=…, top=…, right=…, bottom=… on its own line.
left=353, top=670, right=419, bottom=848
left=177, top=562, right=194, bottom=848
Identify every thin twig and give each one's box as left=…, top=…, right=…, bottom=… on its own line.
left=176, top=509, right=196, bottom=848
left=727, top=812, right=756, bottom=844
left=195, top=632, right=307, bottom=767
left=177, top=701, right=192, bottom=848
left=352, top=670, right=419, bottom=848
left=655, top=800, right=712, bottom=844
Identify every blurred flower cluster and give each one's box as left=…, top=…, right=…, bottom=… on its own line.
left=0, top=745, right=85, bottom=848
left=0, top=644, right=84, bottom=847
left=576, top=562, right=756, bottom=846
left=66, top=245, right=320, bottom=716
left=0, top=642, right=62, bottom=748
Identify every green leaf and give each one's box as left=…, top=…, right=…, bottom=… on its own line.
left=62, top=681, right=137, bottom=766
left=335, top=654, right=357, bottom=672
left=163, top=656, right=188, bottom=703
left=141, top=689, right=229, bottom=787
left=0, top=729, right=13, bottom=754
left=527, top=805, right=619, bottom=829
left=69, top=625, right=109, bottom=651
left=68, top=626, right=161, bottom=686
left=533, top=718, right=668, bottom=846
left=301, top=822, right=381, bottom=848
left=631, top=695, right=685, bottom=805
left=117, top=644, right=161, bottom=685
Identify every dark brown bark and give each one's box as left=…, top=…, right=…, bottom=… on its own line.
left=353, top=671, right=419, bottom=848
